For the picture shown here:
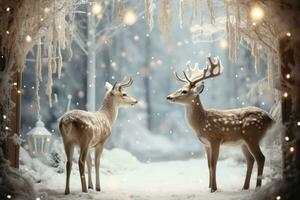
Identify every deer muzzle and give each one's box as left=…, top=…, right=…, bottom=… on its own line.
left=166, top=96, right=174, bottom=102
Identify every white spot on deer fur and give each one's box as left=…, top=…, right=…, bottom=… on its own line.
left=213, top=119, right=217, bottom=122
left=242, top=130, right=246, bottom=134
left=203, top=128, right=206, bottom=131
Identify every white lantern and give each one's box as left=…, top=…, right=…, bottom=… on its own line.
left=27, top=119, right=52, bottom=156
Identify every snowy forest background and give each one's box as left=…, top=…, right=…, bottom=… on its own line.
left=20, top=0, right=277, bottom=162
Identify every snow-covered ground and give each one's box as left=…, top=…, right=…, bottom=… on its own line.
left=20, top=147, right=268, bottom=200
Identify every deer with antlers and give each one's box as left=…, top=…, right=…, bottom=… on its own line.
left=59, top=77, right=138, bottom=194
left=167, top=56, right=274, bottom=192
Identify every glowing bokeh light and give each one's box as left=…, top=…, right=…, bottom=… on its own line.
left=250, top=5, right=264, bottom=22
left=123, top=10, right=137, bottom=26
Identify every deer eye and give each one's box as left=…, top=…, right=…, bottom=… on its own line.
left=122, top=93, right=127, bottom=96
left=181, top=90, right=187, bottom=94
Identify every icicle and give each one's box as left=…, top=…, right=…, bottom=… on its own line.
left=226, top=4, right=236, bottom=62
left=229, top=22, right=237, bottom=61
left=235, top=4, right=241, bottom=47
left=226, top=3, right=230, bottom=49
left=116, top=0, right=125, bottom=19
left=206, top=0, right=215, bottom=24
left=267, top=49, right=275, bottom=97
left=251, top=41, right=260, bottom=73
left=35, top=36, right=42, bottom=113
left=46, top=44, right=53, bottom=108
left=66, top=23, right=74, bottom=61
left=57, top=39, right=63, bottom=79
left=145, top=0, right=154, bottom=31
left=59, top=10, right=66, bottom=49
left=179, top=0, right=184, bottom=28
left=190, top=0, right=198, bottom=26
left=159, top=0, right=172, bottom=46
left=52, top=19, right=58, bottom=74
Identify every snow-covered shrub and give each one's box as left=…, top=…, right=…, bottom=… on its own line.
left=19, top=147, right=56, bottom=184
left=0, top=149, right=36, bottom=200
left=48, top=151, right=64, bottom=174
left=47, top=138, right=66, bottom=174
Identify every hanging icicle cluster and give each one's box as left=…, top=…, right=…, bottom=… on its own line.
left=159, top=0, right=172, bottom=46
left=145, top=0, right=154, bottom=31
left=224, top=0, right=283, bottom=95
left=0, top=0, right=77, bottom=116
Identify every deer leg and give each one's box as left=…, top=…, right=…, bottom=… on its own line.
left=95, top=143, right=104, bottom=191
left=247, top=143, right=265, bottom=188
left=205, top=147, right=212, bottom=188
left=210, top=141, right=220, bottom=193
left=64, top=143, right=74, bottom=195
left=241, top=144, right=254, bottom=190
left=79, top=146, right=89, bottom=193
left=87, top=151, right=93, bottom=189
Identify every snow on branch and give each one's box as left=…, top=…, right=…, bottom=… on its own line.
left=225, top=0, right=300, bottom=94
left=0, top=0, right=80, bottom=131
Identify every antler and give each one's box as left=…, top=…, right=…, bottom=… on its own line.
left=192, top=56, right=223, bottom=85
left=112, top=82, right=118, bottom=91
left=118, top=77, right=133, bottom=91
left=174, top=71, right=188, bottom=83
left=173, top=61, right=194, bottom=84
left=173, top=56, right=223, bottom=86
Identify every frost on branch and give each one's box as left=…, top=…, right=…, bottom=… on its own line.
left=0, top=0, right=78, bottom=125
left=225, top=0, right=300, bottom=94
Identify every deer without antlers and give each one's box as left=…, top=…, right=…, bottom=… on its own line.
left=167, top=56, right=274, bottom=192
left=59, top=77, right=138, bottom=194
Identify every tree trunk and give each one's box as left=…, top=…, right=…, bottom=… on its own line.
left=87, top=5, right=96, bottom=112
left=0, top=71, right=21, bottom=168
left=279, top=35, right=300, bottom=193
left=144, top=35, right=153, bottom=131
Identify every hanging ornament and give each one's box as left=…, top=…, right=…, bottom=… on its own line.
left=27, top=115, right=52, bottom=157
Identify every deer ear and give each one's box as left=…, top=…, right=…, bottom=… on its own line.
left=105, top=82, right=113, bottom=91
left=194, top=82, right=204, bottom=94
